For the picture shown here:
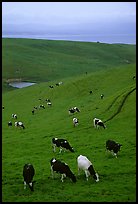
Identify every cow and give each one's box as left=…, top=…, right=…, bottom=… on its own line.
left=106, top=139, right=122, bottom=158
left=50, top=158, right=76, bottom=183
left=93, top=118, right=106, bottom=129
left=89, top=90, right=93, bottom=94
left=32, top=110, right=35, bottom=115
left=101, top=94, right=104, bottom=99
left=39, top=105, right=45, bottom=109
left=23, top=163, right=35, bottom=191
left=12, top=113, right=17, bottom=119
left=69, top=107, right=80, bottom=115
left=45, top=99, right=51, bottom=102
left=73, top=117, right=79, bottom=127
left=77, top=155, right=99, bottom=182
left=2, top=106, right=4, bottom=109
left=52, top=138, right=74, bottom=153
left=15, top=121, right=25, bottom=129
left=8, top=121, right=12, bottom=127
left=49, top=85, right=54, bottom=88
left=47, top=102, right=52, bottom=107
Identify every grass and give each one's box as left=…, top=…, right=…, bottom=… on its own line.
left=2, top=57, right=136, bottom=202
left=2, top=38, right=136, bottom=93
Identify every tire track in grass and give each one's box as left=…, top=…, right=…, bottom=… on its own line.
left=43, top=86, right=135, bottom=138
left=104, top=87, right=136, bottom=123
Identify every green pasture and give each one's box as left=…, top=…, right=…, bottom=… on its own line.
left=2, top=38, right=136, bottom=92
left=2, top=38, right=136, bottom=202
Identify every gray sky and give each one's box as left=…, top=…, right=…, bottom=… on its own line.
left=2, top=2, right=136, bottom=43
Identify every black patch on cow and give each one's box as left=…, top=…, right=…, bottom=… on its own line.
left=23, top=164, right=35, bottom=191
left=88, top=165, right=97, bottom=181
left=50, top=159, right=76, bottom=183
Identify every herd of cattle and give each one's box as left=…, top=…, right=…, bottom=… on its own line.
left=5, top=101, right=123, bottom=192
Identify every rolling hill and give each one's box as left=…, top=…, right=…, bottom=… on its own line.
left=2, top=38, right=136, bottom=92
left=2, top=47, right=136, bottom=202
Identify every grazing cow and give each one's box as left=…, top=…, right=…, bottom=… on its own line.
left=49, top=85, right=54, bottom=88
left=133, top=76, right=136, bottom=80
left=101, top=94, right=104, bottom=99
left=23, top=163, right=35, bottom=191
left=52, top=138, right=74, bottom=153
left=50, top=158, right=76, bottom=183
left=45, top=99, right=51, bottom=102
left=106, top=139, right=122, bottom=158
left=39, top=104, right=45, bottom=109
left=2, top=106, right=4, bottom=109
left=15, top=121, right=25, bottom=129
left=73, top=117, right=79, bottom=127
left=93, top=118, right=106, bottom=129
left=34, top=106, right=38, bottom=110
left=47, top=102, right=52, bottom=107
left=12, top=113, right=17, bottom=119
left=89, top=90, right=93, bottom=94
left=77, top=155, right=99, bottom=182
left=58, top=81, right=63, bottom=85
left=69, top=107, right=80, bottom=115
left=8, top=121, right=12, bottom=127
left=32, top=110, right=35, bottom=115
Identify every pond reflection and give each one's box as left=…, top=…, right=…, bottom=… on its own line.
left=9, top=82, right=36, bottom=88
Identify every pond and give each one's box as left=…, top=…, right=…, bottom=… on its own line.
left=9, top=82, right=36, bottom=89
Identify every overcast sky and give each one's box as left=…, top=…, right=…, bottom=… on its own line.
left=2, top=2, right=136, bottom=43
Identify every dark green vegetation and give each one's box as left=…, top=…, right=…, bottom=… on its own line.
left=2, top=39, right=136, bottom=202
left=2, top=38, right=136, bottom=92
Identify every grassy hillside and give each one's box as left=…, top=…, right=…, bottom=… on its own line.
left=2, top=38, right=136, bottom=92
left=2, top=63, right=136, bottom=202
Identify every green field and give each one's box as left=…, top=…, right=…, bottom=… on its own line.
left=2, top=39, right=136, bottom=202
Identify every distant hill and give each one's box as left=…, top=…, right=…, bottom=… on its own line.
left=2, top=38, right=136, bottom=92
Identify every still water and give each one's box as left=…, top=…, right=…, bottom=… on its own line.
left=9, top=82, right=36, bottom=88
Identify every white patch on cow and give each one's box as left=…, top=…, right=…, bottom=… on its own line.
left=29, top=182, right=33, bottom=187
left=95, top=173, right=99, bottom=182
left=18, top=121, right=23, bottom=126
left=55, top=138, right=58, bottom=140
left=52, top=158, right=56, bottom=163
left=24, top=181, right=27, bottom=189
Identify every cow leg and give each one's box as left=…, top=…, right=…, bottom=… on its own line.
left=24, top=181, right=27, bottom=189
left=59, top=147, right=62, bottom=153
left=53, top=144, right=56, bottom=152
left=78, top=167, right=80, bottom=175
left=51, top=167, right=54, bottom=178
left=61, top=174, right=66, bottom=182
left=85, top=170, right=89, bottom=181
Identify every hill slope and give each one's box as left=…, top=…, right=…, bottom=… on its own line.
left=2, top=63, right=136, bottom=202
left=2, top=38, right=136, bottom=92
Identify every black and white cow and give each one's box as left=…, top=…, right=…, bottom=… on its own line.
left=106, top=139, right=122, bottom=158
left=100, top=94, right=104, bottom=99
left=12, top=113, right=17, bottom=119
left=32, top=110, right=35, bottom=115
left=52, top=138, right=74, bottom=153
left=45, top=99, right=51, bottom=102
left=77, top=155, right=99, bottom=182
left=50, top=158, right=76, bottom=183
left=93, top=118, right=106, bottom=129
left=23, top=163, right=35, bottom=191
left=69, top=107, right=80, bottom=115
left=39, top=104, right=45, bottom=109
left=73, top=117, right=79, bottom=127
left=47, top=102, right=52, bottom=107
left=15, top=121, right=25, bottom=129
left=8, top=121, right=12, bottom=127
